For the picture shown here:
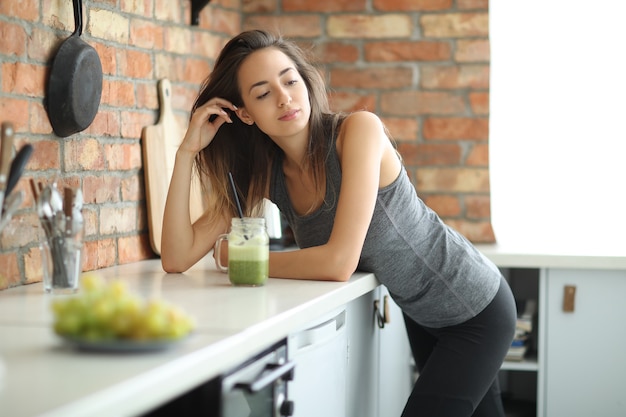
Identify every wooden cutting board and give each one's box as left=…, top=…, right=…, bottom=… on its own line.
left=141, top=79, right=204, bottom=255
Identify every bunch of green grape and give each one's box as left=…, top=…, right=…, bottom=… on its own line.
left=51, top=274, right=195, bottom=342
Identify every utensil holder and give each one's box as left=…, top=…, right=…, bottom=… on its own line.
left=41, top=216, right=84, bottom=294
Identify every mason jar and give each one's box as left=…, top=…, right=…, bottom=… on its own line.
left=215, top=217, right=269, bottom=286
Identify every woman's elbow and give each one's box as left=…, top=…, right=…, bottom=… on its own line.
left=323, top=252, right=358, bottom=282
left=161, top=256, right=190, bottom=274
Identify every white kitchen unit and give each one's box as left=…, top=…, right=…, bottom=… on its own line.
left=476, top=243, right=626, bottom=417
left=288, top=308, right=348, bottom=417
left=345, top=286, right=413, bottom=417
left=544, top=268, right=626, bottom=417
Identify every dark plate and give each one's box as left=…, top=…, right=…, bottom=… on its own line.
left=59, top=334, right=191, bottom=353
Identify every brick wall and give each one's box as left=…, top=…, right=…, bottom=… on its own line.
left=0, top=0, right=492, bottom=290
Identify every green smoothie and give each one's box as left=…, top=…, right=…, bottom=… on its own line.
left=228, top=244, right=269, bottom=286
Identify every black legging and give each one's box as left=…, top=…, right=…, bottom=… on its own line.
left=402, top=277, right=517, bottom=417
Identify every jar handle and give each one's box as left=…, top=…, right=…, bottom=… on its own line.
left=214, top=234, right=228, bottom=273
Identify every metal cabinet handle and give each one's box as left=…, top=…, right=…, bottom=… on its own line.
left=374, top=295, right=391, bottom=329
left=234, top=361, right=295, bottom=393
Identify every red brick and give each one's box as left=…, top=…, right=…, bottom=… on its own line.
left=458, top=0, right=489, bottom=10
left=104, top=143, right=143, bottom=170
left=423, top=194, right=461, bottom=217
left=0, top=97, right=29, bottom=131
left=444, top=219, right=495, bottom=243
left=29, top=139, right=61, bottom=170
left=330, top=67, right=413, bottom=89
left=121, top=111, right=155, bottom=139
left=119, top=234, right=155, bottom=263
left=284, top=0, right=366, bottom=12
left=465, top=194, right=491, bottom=218
left=327, top=14, right=412, bottom=39
left=455, top=39, right=490, bottom=62
left=313, top=42, right=359, bottom=64
left=466, top=143, right=489, bottom=166
left=120, top=0, right=153, bottom=15
left=26, top=27, right=58, bottom=62
left=0, top=252, right=20, bottom=290
left=184, top=57, right=213, bottom=85
left=373, top=0, right=452, bottom=11
left=191, top=31, right=224, bottom=58
left=398, top=143, right=461, bottom=165
left=244, top=15, right=322, bottom=38
left=86, top=109, right=122, bottom=137
left=198, top=6, right=241, bottom=34
left=155, top=53, right=186, bottom=82
left=381, top=91, right=466, bottom=116
left=328, top=91, right=377, bottom=113
left=469, top=92, right=489, bottom=115
left=154, top=0, right=181, bottom=22
left=119, top=49, right=153, bottom=79
left=30, top=101, right=53, bottom=134
left=100, top=206, right=138, bottom=235
left=423, top=117, right=488, bottom=140
left=82, top=238, right=117, bottom=270
left=136, top=82, right=160, bottom=110
left=24, top=246, right=44, bottom=284
left=420, top=64, right=489, bottom=89
left=242, top=0, right=278, bottom=13
left=0, top=0, right=38, bottom=21
left=121, top=175, right=143, bottom=202
left=83, top=175, right=122, bottom=204
left=0, top=21, right=27, bottom=56
left=2, top=62, right=46, bottom=97
left=102, top=79, right=136, bottom=107
left=417, top=167, right=490, bottom=192
left=381, top=117, right=419, bottom=142
left=65, top=138, right=106, bottom=171
left=365, top=41, right=451, bottom=62
left=92, top=43, right=117, bottom=76
left=420, top=13, right=489, bottom=38
left=129, top=19, right=164, bottom=49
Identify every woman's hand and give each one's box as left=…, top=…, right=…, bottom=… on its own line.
left=179, top=98, right=238, bottom=155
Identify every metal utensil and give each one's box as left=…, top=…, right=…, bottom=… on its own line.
left=0, top=190, right=24, bottom=232
left=5, top=144, right=33, bottom=198
left=0, top=122, right=15, bottom=213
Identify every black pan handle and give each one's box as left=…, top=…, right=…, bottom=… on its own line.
left=234, top=361, right=295, bottom=394
left=72, top=0, right=83, bottom=36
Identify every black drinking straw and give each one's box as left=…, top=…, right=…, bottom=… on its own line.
left=228, top=172, right=244, bottom=218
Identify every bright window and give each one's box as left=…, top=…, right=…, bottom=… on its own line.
left=489, top=0, right=626, bottom=249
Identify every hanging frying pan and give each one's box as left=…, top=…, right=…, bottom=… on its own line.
left=47, top=0, right=102, bottom=138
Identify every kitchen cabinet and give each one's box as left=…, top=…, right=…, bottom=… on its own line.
left=497, top=266, right=626, bottom=417
left=345, top=286, right=413, bottom=417
left=544, top=268, right=626, bottom=417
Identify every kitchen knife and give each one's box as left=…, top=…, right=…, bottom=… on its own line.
left=0, top=122, right=15, bottom=213
left=5, top=143, right=33, bottom=198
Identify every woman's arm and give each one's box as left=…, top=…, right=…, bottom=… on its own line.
left=269, top=111, right=401, bottom=281
left=161, top=98, right=236, bottom=272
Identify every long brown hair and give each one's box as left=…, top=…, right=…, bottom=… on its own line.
left=192, top=30, right=343, bottom=224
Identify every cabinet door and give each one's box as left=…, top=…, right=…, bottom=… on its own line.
left=345, top=290, right=379, bottom=417
left=545, top=269, right=626, bottom=417
left=377, top=286, right=414, bottom=417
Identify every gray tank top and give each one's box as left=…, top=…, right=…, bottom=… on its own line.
left=269, top=134, right=501, bottom=328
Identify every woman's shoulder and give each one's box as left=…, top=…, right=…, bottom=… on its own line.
left=342, top=110, right=383, bottom=127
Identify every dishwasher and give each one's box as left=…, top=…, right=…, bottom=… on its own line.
left=287, top=308, right=348, bottom=417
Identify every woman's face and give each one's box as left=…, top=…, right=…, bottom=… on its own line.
left=235, top=47, right=311, bottom=142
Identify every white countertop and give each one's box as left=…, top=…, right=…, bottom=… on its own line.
left=0, top=257, right=379, bottom=417
left=1, top=245, right=625, bottom=417
left=475, top=242, right=626, bottom=270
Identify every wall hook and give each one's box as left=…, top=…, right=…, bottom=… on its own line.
left=191, top=0, right=211, bottom=25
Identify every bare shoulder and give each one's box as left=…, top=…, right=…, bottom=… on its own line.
left=342, top=110, right=384, bottom=131
left=337, top=111, right=386, bottom=150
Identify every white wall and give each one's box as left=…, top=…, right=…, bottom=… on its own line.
left=490, top=0, right=626, bottom=249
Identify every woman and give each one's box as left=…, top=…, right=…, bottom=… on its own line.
left=161, top=29, right=516, bottom=417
